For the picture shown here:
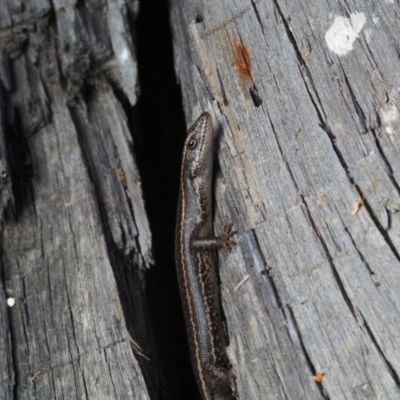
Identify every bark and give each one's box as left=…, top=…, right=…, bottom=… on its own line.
left=0, top=1, right=167, bottom=399
left=170, top=1, right=400, bottom=399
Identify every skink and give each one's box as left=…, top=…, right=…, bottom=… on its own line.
left=175, top=112, right=237, bottom=400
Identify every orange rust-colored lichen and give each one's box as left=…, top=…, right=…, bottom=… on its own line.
left=351, top=200, right=363, bottom=216
left=313, top=371, right=324, bottom=383
left=233, top=41, right=252, bottom=83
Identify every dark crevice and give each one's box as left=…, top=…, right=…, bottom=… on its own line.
left=358, top=309, right=400, bottom=386
left=135, top=0, right=201, bottom=399
left=251, top=229, right=285, bottom=311
left=286, top=305, right=330, bottom=399
left=357, top=35, right=386, bottom=92
left=300, top=69, right=327, bottom=120
left=266, top=109, right=300, bottom=194
left=80, top=369, right=90, bottom=400
left=300, top=195, right=357, bottom=318
left=19, top=258, right=30, bottom=328
left=217, top=68, right=229, bottom=106
left=344, top=226, right=375, bottom=277
left=249, top=85, right=263, bottom=107
left=337, top=2, right=351, bottom=19
left=386, top=206, right=392, bottom=232
left=195, top=12, right=204, bottom=24
left=0, top=89, right=15, bottom=221
left=195, top=64, right=216, bottom=103
left=339, top=64, right=367, bottom=132
left=250, top=0, right=265, bottom=33
left=370, top=127, right=400, bottom=197
left=3, top=106, right=35, bottom=221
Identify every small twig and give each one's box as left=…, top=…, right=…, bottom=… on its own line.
left=31, top=370, right=42, bottom=381
left=130, top=338, right=150, bottom=361
left=234, top=275, right=250, bottom=291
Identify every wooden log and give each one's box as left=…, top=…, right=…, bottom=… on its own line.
left=0, top=1, right=168, bottom=398
left=169, top=1, right=400, bottom=398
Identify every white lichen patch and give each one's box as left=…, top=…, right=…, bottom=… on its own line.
left=364, top=29, right=372, bottom=44
left=325, top=13, right=366, bottom=56
left=119, top=48, right=130, bottom=63
left=380, top=103, right=400, bottom=142
left=381, top=103, right=400, bottom=123
left=7, top=298, right=15, bottom=307
left=372, top=15, right=380, bottom=25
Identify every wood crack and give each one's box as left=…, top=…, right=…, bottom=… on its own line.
left=252, top=229, right=285, bottom=310
left=370, top=128, right=400, bottom=196
left=250, top=0, right=264, bottom=33
left=357, top=308, right=400, bottom=387
left=343, top=226, right=375, bottom=277
left=300, top=195, right=357, bottom=319
left=286, top=305, right=330, bottom=400
left=265, top=109, right=300, bottom=194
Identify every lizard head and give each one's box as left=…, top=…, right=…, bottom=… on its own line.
left=183, top=112, right=213, bottom=180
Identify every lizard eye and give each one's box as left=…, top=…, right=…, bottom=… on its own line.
left=188, top=138, right=197, bottom=149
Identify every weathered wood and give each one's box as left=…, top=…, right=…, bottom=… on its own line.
left=170, top=1, right=400, bottom=398
left=0, top=1, right=168, bottom=399
left=0, top=88, right=14, bottom=221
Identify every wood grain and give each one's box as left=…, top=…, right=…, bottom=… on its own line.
left=170, top=1, right=400, bottom=398
left=0, top=1, right=164, bottom=398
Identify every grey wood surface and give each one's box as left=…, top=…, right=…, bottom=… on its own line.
left=0, top=1, right=165, bottom=399
left=170, top=1, right=400, bottom=399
